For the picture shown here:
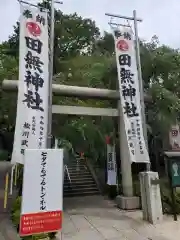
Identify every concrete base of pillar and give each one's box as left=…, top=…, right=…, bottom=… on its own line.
left=116, top=195, right=140, bottom=210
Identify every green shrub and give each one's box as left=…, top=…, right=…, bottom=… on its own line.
left=17, top=166, right=23, bottom=196
left=12, top=196, right=22, bottom=214
left=160, top=181, right=180, bottom=214
left=23, top=234, right=49, bottom=239
left=11, top=196, right=21, bottom=230
left=0, top=150, right=8, bottom=161
left=11, top=197, right=57, bottom=239
left=48, top=232, right=57, bottom=239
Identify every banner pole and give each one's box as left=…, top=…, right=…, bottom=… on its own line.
left=133, top=10, right=150, bottom=171
left=9, top=165, right=15, bottom=195
left=14, top=164, right=18, bottom=186
left=47, top=0, right=55, bottom=148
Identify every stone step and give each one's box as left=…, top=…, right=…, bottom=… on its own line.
left=70, top=176, right=93, bottom=181
left=69, top=178, right=95, bottom=183
left=68, top=171, right=88, bottom=175
left=69, top=172, right=91, bottom=177
left=63, top=184, right=94, bottom=191
left=68, top=167, right=89, bottom=172
left=63, top=184, right=71, bottom=188
left=68, top=183, right=94, bottom=188
left=70, top=172, right=92, bottom=177
left=64, top=182, right=96, bottom=188
left=67, top=166, right=87, bottom=170
left=64, top=190, right=100, bottom=197
left=63, top=162, right=99, bottom=198
left=64, top=184, right=96, bottom=191
left=70, top=173, right=92, bottom=180
left=64, top=187, right=98, bottom=194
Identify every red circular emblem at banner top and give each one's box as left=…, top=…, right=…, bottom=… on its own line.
left=117, top=39, right=129, bottom=51
left=106, top=136, right=110, bottom=144
left=26, top=22, right=41, bottom=37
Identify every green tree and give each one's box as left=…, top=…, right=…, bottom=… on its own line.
left=93, top=31, right=115, bottom=56
left=140, top=37, right=180, bottom=137
left=0, top=52, right=18, bottom=130
left=3, top=0, right=100, bottom=74
left=51, top=54, right=115, bottom=165
left=2, top=5, right=180, bottom=166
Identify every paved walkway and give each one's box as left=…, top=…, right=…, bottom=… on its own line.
left=0, top=217, right=20, bottom=240
left=58, top=195, right=180, bottom=240
left=0, top=162, right=20, bottom=239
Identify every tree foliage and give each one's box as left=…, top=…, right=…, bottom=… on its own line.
left=1, top=1, right=180, bottom=164
left=3, top=0, right=100, bottom=74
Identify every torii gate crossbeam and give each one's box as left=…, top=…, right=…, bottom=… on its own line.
left=2, top=80, right=151, bottom=101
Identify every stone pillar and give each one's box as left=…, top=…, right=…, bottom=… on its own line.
left=119, top=109, right=133, bottom=197
left=116, top=101, right=140, bottom=209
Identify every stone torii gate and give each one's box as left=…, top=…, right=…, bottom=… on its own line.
left=2, top=79, right=151, bottom=209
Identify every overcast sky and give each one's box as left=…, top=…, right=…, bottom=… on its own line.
left=0, top=0, right=180, bottom=48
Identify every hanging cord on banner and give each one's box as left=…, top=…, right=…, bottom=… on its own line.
left=126, top=20, right=134, bottom=35
left=17, top=0, right=49, bottom=12
left=108, top=15, right=134, bottom=35
left=108, top=17, right=132, bottom=32
left=108, top=16, right=117, bottom=30
left=17, top=0, right=62, bottom=11
left=108, top=22, right=129, bottom=28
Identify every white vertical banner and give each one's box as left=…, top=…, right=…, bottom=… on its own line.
left=112, top=26, right=149, bottom=163
left=12, top=5, right=49, bottom=164
left=107, top=143, right=117, bottom=185
left=169, top=125, right=180, bottom=151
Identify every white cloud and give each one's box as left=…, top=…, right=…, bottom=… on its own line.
left=0, top=0, right=180, bottom=48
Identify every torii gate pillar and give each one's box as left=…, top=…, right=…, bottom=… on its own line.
left=117, top=101, right=140, bottom=209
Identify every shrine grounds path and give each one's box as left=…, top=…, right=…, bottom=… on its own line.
left=0, top=162, right=20, bottom=239
left=58, top=195, right=180, bottom=240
